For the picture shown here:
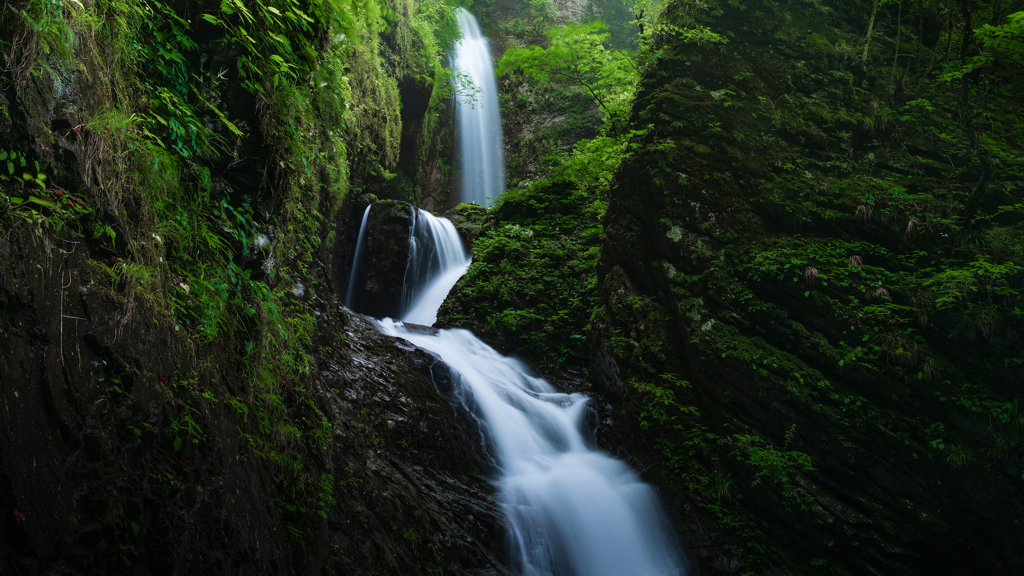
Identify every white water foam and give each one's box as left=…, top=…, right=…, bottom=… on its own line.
left=375, top=320, right=684, bottom=576
left=370, top=200, right=684, bottom=576
left=453, top=8, right=505, bottom=207
left=400, top=209, right=472, bottom=325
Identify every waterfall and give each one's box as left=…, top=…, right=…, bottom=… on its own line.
left=345, top=203, right=470, bottom=323
left=369, top=212, right=684, bottom=576
left=345, top=205, right=372, bottom=310
left=400, top=209, right=472, bottom=325
left=374, top=319, right=685, bottom=576
left=347, top=11, right=684, bottom=572
left=453, top=8, right=505, bottom=207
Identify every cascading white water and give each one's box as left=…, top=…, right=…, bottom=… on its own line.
left=347, top=12, right=684, bottom=570
left=345, top=205, right=372, bottom=309
left=453, top=8, right=505, bottom=207
left=400, top=209, right=472, bottom=326
left=376, top=320, right=685, bottom=576
left=344, top=204, right=470, bottom=322
left=370, top=208, right=685, bottom=576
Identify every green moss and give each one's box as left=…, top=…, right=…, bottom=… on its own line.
left=438, top=177, right=604, bottom=369
left=1, top=0, right=467, bottom=555
left=588, top=0, right=1024, bottom=570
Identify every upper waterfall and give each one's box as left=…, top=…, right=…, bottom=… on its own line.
left=453, top=8, right=505, bottom=207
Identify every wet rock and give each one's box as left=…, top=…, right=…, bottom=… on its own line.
left=346, top=201, right=415, bottom=319
left=0, top=223, right=506, bottom=575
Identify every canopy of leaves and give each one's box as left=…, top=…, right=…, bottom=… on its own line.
left=977, top=11, right=1024, bottom=65
left=498, top=20, right=638, bottom=128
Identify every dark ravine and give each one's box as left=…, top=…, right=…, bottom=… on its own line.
left=4, top=0, right=1023, bottom=574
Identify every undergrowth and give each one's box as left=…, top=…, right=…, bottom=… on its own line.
left=0, top=0, right=466, bottom=554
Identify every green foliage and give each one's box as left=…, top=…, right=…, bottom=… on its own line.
left=732, top=425, right=815, bottom=506
left=549, top=133, right=629, bottom=199
left=976, top=11, right=1024, bottom=65
left=925, top=259, right=1023, bottom=311
left=0, top=0, right=77, bottom=81
left=201, top=0, right=379, bottom=95
left=0, top=148, right=92, bottom=227
left=631, top=374, right=697, bottom=429
left=438, top=178, right=604, bottom=368
left=499, top=20, right=638, bottom=128
left=939, top=11, right=1024, bottom=82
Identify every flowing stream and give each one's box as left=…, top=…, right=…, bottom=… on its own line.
left=362, top=217, right=683, bottom=575
left=348, top=10, right=684, bottom=574
left=398, top=209, right=472, bottom=325
left=452, top=8, right=505, bottom=207
left=376, top=316, right=685, bottom=576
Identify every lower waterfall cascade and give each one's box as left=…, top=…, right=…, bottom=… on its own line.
left=352, top=216, right=685, bottom=575
left=375, top=318, right=686, bottom=576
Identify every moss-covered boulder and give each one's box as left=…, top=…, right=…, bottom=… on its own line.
left=443, top=202, right=489, bottom=245
left=439, top=178, right=603, bottom=370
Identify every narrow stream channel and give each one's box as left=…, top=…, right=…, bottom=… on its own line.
left=346, top=205, right=684, bottom=576
left=374, top=310, right=685, bottom=575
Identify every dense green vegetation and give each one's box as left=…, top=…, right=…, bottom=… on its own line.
left=0, top=0, right=467, bottom=552
left=3, top=0, right=1023, bottom=572
left=609, top=0, right=1024, bottom=572
left=438, top=177, right=604, bottom=368
left=443, top=0, right=1024, bottom=572
left=439, top=1, right=638, bottom=368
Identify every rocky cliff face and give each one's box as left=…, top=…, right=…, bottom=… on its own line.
left=439, top=0, right=1024, bottom=573
left=591, top=0, right=1024, bottom=574
left=0, top=224, right=503, bottom=575
left=0, top=0, right=505, bottom=573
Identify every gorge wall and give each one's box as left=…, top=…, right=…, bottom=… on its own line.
left=441, top=0, right=1024, bottom=574
left=592, top=0, right=1023, bottom=572
left=0, top=0, right=504, bottom=573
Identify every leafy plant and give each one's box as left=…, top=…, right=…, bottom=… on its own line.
left=499, top=21, right=638, bottom=130
left=732, top=425, right=815, bottom=506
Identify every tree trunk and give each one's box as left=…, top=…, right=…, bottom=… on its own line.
left=959, top=0, right=973, bottom=124
left=861, top=0, right=882, bottom=65
left=945, top=0, right=956, bottom=62
left=891, top=0, right=904, bottom=87
left=920, top=7, right=951, bottom=82
left=915, top=0, right=924, bottom=71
